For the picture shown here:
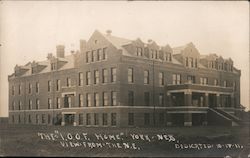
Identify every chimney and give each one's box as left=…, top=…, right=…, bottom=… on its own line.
left=148, top=39, right=152, bottom=43
left=56, top=45, right=65, bottom=58
left=80, top=40, right=87, bottom=53
left=106, top=30, right=112, bottom=36
left=47, top=53, right=53, bottom=60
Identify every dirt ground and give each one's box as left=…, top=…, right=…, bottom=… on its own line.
left=0, top=123, right=249, bottom=157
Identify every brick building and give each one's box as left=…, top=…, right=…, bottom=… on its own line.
left=8, top=30, right=244, bottom=127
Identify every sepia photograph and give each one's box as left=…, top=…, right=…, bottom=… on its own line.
left=0, top=1, right=249, bottom=157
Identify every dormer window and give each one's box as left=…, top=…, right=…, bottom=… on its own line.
left=136, top=47, right=143, bottom=56
left=51, top=63, right=56, bottom=71
left=66, top=77, right=71, bottom=87
left=165, top=53, right=172, bottom=62
left=31, top=67, right=35, bottom=74
left=185, top=57, right=188, bottom=67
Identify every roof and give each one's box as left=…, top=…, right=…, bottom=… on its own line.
left=102, top=33, right=132, bottom=56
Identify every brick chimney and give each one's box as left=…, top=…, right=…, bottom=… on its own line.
left=106, top=30, right=112, bottom=36
left=56, top=45, right=65, bottom=58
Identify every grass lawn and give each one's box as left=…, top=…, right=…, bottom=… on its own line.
left=0, top=123, right=249, bottom=157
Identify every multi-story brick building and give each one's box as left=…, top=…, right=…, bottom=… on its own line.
left=8, top=30, right=244, bottom=127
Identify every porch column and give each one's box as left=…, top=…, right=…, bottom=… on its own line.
left=167, top=92, right=172, bottom=107
left=184, top=90, right=192, bottom=106
left=166, top=113, right=172, bottom=126
left=204, top=93, right=209, bottom=107
left=61, top=113, right=65, bottom=126
left=216, top=93, right=220, bottom=107
left=184, top=113, right=192, bottom=126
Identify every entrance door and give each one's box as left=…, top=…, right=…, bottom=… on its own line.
left=65, top=114, right=74, bottom=125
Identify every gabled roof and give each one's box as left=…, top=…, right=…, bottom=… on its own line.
left=161, top=44, right=173, bottom=53
left=102, top=32, right=131, bottom=49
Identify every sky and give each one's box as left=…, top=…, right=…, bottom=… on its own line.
left=0, top=1, right=249, bottom=117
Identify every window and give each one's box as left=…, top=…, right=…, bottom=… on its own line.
left=144, top=113, right=150, bottom=125
left=57, top=97, right=61, bottom=109
left=103, top=92, right=108, bottom=106
left=102, top=113, right=108, bottom=126
left=48, top=115, right=51, bottom=124
left=190, top=58, right=194, bottom=67
left=128, top=91, right=134, bottom=106
left=19, top=101, right=22, bottom=110
left=154, top=50, right=158, bottom=59
left=128, top=68, right=134, bottom=83
left=187, top=75, right=195, bottom=84
left=185, top=57, right=188, bottom=67
left=166, top=53, right=172, bottom=61
left=128, top=113, right=134, bottom=125
left=66, top=78, right=71, bottom=87
left=173, top=74, right=181, bottom=85
left=233, top=81, right=236, bottom=91
left=86, top=71, right=91, bottom=85
left=36, top=114, right=39, bottom=124
left=111, top=91, right=117, bottom=106
left=144, top=92, right=150, bottom=106
left=79, top=73, right=83, bottom=86
left=159, top=113, right=164, bottom=124
left=51, top=63, right=56, bottom=71
left=36, top=99, right=40, bottom=109
left=94, top=113, right=99, bottom=125
left=224, top=80, right=227, bottom=87
left=28, top=83, right=32, bottom=94
left=136, top=47, right=143, bottom=56
left=86, top=113, right=91, bottom=125
left=92, top=50, right=96, bottom=62
left=94, top=93, right=99, bottom=106
left=151, top=50, right=154, bottom=59
left=103, top=47, right=107, bottom=60
left=79, top=114, right=84, bottom=125
left=48, top=98, right=52, bottom=109
left=111, top=68, right=117, bottom=83
left=214, top=79, right=218, bottom=86
left=102, top=69, right=108, bottom=83
left=200, top=77, right=208, bottom=85
left=42, top=114, right=45, bottom=124
left=86, top=51, right=91, bottom=63
left=29, top=99, right=32, bottom=110
left=86, top=93, right=91, bottom=107
left=31, top=67, right=35, bottom=74
left=12, top=86, right=15, bottom=95
left=18, top=84, right=21, bottom=95
left=94, top=70, right=99, bottom=84
left=56, top=80, right=60, bottom=91
left=12, top=101, right=15, bottom=110
left=68, top=96, right=72, bottom=107
left=97, top=49, right=101, bottom=61
left=111, top=113, right=116, bottom=126
left=144, top=70, right=149, bottom=84
left=159, top=72, right=164, bottom=86
left=79, top=94, right=83, bottom=107
left=159, top=93, right=164, bottom=106
left=36, top=82, right=39, bottom=93
left=28, top=115, right=31, bottom=123
left=48, top=80, right=51, bottom=92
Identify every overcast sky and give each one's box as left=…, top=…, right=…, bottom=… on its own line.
left=0, top=1, right=249, bottom=117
